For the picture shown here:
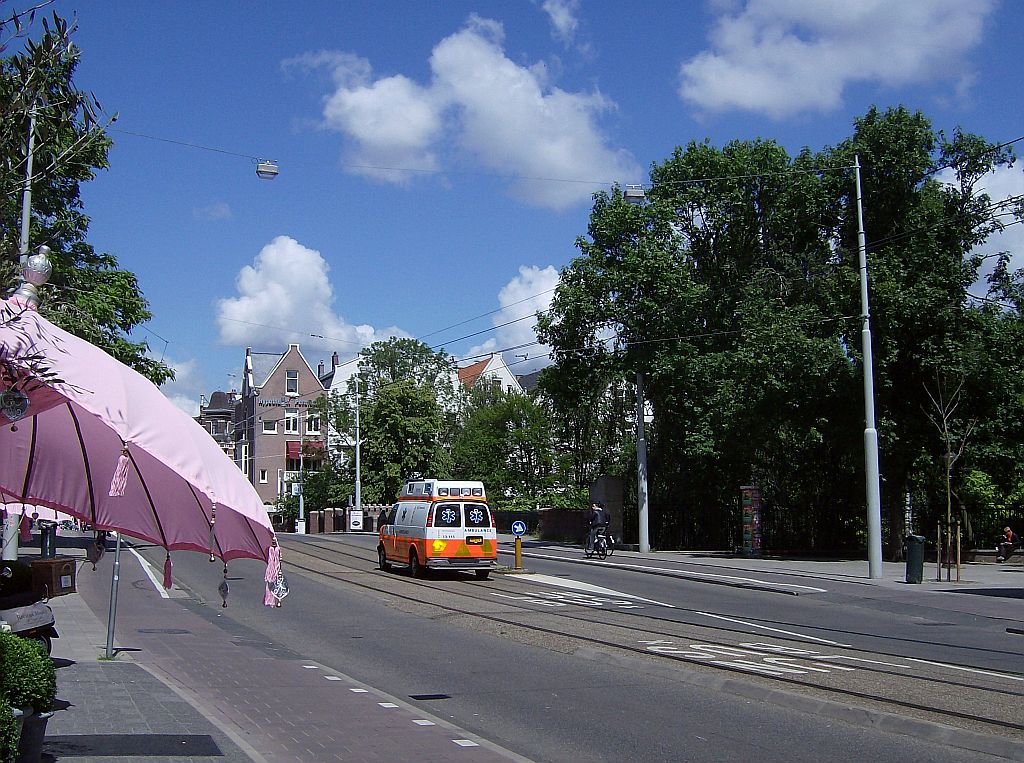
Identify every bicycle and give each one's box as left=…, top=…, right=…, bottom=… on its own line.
left=585, top=528, right=614, bottom=560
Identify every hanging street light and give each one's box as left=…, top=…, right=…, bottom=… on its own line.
left=255, top=160, right=279, bottom=180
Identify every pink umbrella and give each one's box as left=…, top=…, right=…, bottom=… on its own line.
left=0, top=298, right=275, bottom=570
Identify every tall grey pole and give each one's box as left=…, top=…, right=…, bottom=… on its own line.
left=105, top=532, right=122, bottom=658
left=354, top=376, right=361, bottom=512
left=298, top=414, right=305, bottom=533
left=855, top=155, right=883, bottom=579
left=19, top=106, right=37, bottom=267
left=636, top=372, right=650, bottom=553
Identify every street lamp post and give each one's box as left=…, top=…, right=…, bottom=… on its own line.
left=855, top=155, right=883, bottom=579
left=624, top=185, right=651, bottom=552
left=354, top=375, right=361, bottom=515
left=296, top=412, right=305, bottom=534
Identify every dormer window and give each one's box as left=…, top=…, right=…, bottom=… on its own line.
left=286, top=370, right=299, bottom=395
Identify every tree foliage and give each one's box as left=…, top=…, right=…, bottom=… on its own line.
left=452, top=378, right=555, bottom=507
left=0, top=6, right=171, bottom=383
left=539, top=106, right=1024, bottom=553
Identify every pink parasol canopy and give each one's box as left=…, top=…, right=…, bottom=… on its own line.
left=0, top=299, right=274, bottom=563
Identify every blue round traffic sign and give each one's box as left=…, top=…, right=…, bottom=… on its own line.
left=511, top=520, right=527, bottom=537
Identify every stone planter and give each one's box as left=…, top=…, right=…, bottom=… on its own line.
left=15, top=710, right=52, bottom=763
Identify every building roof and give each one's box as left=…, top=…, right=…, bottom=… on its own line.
left=206, top=390, right=234, bottom=411
left=516, top=369, right=543, bottom=393
left=457, top=358, right=490, bottom=388
left=249, top=350, right=285, bottom=389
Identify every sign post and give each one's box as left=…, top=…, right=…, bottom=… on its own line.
left=511, top=520, right=527, bottom=570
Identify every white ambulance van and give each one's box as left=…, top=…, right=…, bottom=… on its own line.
left=377, top=479, right=497, bottom=579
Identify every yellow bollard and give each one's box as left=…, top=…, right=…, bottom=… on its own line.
left=515, top=536, right=522, bottom=570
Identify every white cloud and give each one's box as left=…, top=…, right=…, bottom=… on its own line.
left=679, top=0, right=995, bottom=119
left=971, top=167, right=1024, bottom=282
left=542, top=0, right=580, bottom=45
left=293, top=17, right=639, bottom=210
left=193, top=201, right=232, bottom=221
left=159, top=357, right=203, bottom=417
left=466, top=265, right=560, bottom=373
left=216, top=235, right=403, bottom=355
left=935, top=164, right=1024, bottom=287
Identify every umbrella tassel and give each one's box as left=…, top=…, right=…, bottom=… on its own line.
left=108, top=446, right=130, bottom=497
left=264, top=540, right=281, bottom=607
left=163, top=553, right=172, bottom=589
left=208, top=504, right=217, bottom=562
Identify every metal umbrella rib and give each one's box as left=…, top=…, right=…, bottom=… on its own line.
left=66, top=403, right=99, bottom=528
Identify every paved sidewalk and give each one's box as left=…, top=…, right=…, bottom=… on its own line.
left=32, top=539, right=526, bottom=763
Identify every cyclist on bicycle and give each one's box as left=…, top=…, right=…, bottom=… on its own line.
left=585, top=501, right=610, bottom=555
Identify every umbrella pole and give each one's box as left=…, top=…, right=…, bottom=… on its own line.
left=105, top=533, right=121, bottom=658
left=2, top=514, right=19, bottom=560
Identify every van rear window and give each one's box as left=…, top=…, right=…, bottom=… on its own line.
left=465, top=503, right=490, bottom=528
left=434, top=503, right=462, bottom=528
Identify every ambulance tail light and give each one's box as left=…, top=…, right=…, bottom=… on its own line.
left=426, top=508, right=434, bottom=527
left=490, top=511, right=496, bottom=528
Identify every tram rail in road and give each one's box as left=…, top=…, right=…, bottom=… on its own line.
left=277, top=535, right=1024, bottom=753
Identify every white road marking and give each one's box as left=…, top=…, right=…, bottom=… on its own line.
left=815, top=655, right=911, bottom=668
left=696, top=612, right=851, bottom=646
left=904, top=658, right=1024, bottom=682
left=324, top=676, right=342, bottom=681
left=639, top=639, right=857, bottom=677
left=453, top=740, right=480, bottom=747
left=378, top=702, right=399, bottom=708
left=518, top=573, right=675, bottom=607
left=302, top=665, right=318, bottom=669
left=413, top=720, right=435, bottom=726
left=510, top=552, right=827, bottom=593
left=128, top=548, right=170, bottom=598
left=349, top=688, right=369, bottom=693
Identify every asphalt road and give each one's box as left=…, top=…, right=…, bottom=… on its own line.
left=133, top=535, right=1023, bottom=763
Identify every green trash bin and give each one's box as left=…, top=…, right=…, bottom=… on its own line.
left=905, top=534, right=926, bottom=584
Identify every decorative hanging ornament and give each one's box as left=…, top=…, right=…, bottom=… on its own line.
left=0, top=389, right=29, bottom=423
left=218, top=563, right=229, bottom=607
left=108, top=445, right=130, bottom=497
left=86, top=534, right=106, bottom=570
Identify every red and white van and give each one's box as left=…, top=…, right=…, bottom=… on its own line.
left=377, top=479, right=497, bottom=579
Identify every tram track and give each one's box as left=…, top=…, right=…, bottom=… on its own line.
left=277, top=536, right=1024, bottom=740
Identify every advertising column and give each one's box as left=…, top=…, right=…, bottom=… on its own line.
left=740, top=486, right=762, bottom=557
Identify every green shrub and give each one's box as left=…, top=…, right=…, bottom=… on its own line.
left=0, top=632, right=55, bottom=713
left=0, top=702, right=16, bottom=763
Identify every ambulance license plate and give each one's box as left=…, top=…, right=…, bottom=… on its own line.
left=466, top=536, right=483, bottom=545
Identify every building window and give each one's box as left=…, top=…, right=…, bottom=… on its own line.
left=286, top=370, right=299, bottom=395
left=284, top=409, right=299, bottom=434
left=262, top=420, right=277, bottom=434
left=259, top=469, right=268, bottom=484
left=306, top=414, right=320, bottom=435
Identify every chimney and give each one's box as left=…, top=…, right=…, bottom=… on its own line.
left=317, top=360, right=325, bottom=377
left=332, top=351, right=339, bottom=368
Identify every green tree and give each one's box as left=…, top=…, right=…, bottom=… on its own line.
left=452, top=379, right=555, bottom=506
left=1, top=8, right=170, bottom=383
left=359, top=378, right=451, bottom=503
left=825, top=107, right=1022, bottom=553
left=540, top=107, right=1023, bottom=553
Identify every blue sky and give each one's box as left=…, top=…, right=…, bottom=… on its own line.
left=37, top=0, right=1024, bottom=413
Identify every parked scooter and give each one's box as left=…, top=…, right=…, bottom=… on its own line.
left=0, top=561, right=59, bottom=654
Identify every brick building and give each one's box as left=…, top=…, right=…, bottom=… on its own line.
left=235, top=344, right=326, bottom=504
